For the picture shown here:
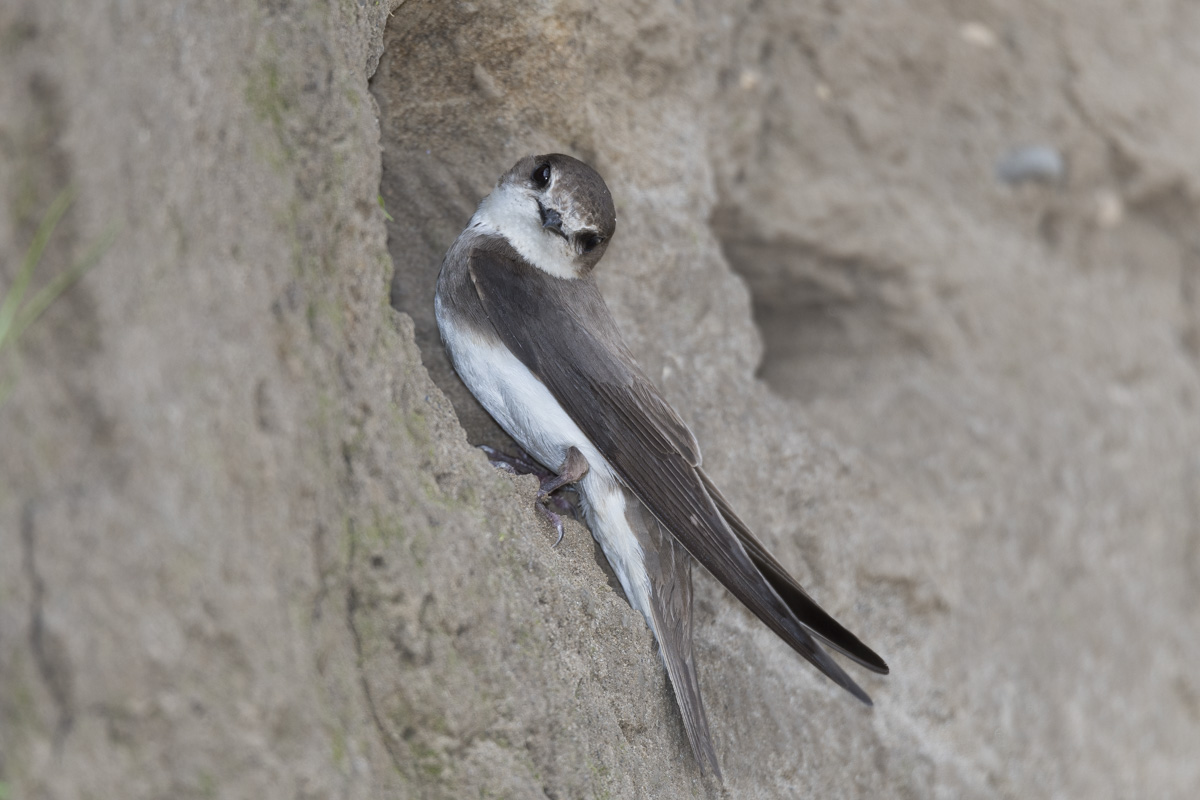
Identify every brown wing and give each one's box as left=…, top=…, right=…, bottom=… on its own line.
left=698, top=470, right=889, bottom=674
left=468, top=243, right=878, bottom=704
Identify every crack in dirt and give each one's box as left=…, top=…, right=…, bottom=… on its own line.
left=21, top=499, right=74, bottom=749
left=344, top=520, right=407, bottom=778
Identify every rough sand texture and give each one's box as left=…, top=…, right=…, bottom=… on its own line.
left=2, top=1, right=1198, bottom=797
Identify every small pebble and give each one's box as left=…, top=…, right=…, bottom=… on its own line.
left=995, top=145, right=1066, bottom=184
left=472, top=63, right=502, bottom=100
left=960, top=22, right=998, bottom=48
left=1094, top=190, right=1124, bottom=227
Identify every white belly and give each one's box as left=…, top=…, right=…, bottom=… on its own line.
left=436, top=297, right=593, bottom=472
left=435, top=296, right=654, bottom=621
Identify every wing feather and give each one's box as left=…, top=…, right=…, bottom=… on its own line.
left=468, top=245, right=879, bottom=703
left=698, top=470, right=889, bottom=674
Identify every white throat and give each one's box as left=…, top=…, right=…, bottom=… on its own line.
left=472, top=185, right=578, bottom=280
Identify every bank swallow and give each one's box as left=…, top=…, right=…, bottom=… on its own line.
left=434, top=154, right=888, bottom=778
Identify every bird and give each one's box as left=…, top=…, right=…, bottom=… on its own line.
left=434, top=153, right=888, bottom=779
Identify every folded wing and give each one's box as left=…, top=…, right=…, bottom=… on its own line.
left=468, top=243, right=883, bottom=703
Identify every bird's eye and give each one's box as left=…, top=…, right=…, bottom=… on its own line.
left=578, top=233, right=603, bottom=254
left=531, top=163, right=551, bottom=189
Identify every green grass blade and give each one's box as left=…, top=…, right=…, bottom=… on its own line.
left=7, top=221, right=120, bottom=347
left=0, top=186, right=77, bottom=350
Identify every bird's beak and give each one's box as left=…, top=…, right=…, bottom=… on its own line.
left=538, top=202, right=567, bottom=238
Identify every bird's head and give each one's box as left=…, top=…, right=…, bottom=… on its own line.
left=477, top=153, right=617, bottom=279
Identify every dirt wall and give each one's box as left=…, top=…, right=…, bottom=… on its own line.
left=2, top=1, right=1198, bottom=797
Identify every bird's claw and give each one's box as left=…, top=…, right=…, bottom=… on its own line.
left=478, top=444, right=544, bottom=475
left=478, top=443, right=582, bottom=545
left=537, top=500, right=566, bottom=547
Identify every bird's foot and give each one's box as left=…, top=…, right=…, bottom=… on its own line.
left=477, top=444, right=588, bottom=545
left=478, top=444, right=543, bottom=476
left=536, top=446, right=589, bottom=547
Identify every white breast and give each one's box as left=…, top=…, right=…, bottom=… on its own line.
left=473, top=184, right=577, bottom=280
left=434, top=292, right=654, bottom=622
left=436, top=294, right=593, bottom=473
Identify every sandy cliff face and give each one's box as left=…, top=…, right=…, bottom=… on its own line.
left=2, top=1, right=1198, bottom=797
